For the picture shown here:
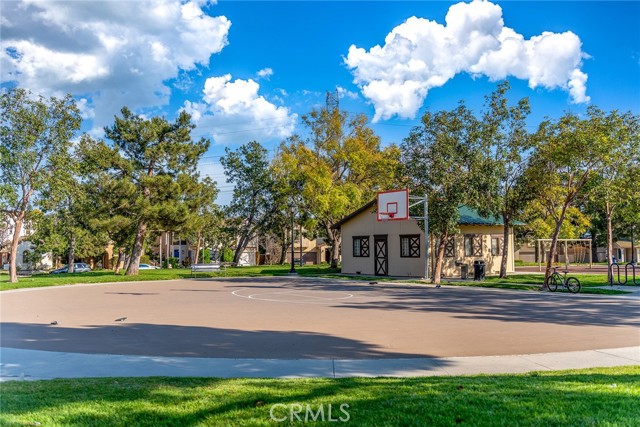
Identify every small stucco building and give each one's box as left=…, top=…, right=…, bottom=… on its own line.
left=333, top=201, right=516, bottom=278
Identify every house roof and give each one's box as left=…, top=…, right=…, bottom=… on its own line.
left=332, top=200, right=522, bottom=229
left=614, top=240, right=636, bottom=249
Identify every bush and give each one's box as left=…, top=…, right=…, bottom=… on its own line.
left=222, top=248, right=234, bottom=263
left=162, top=257, right=179, bottom=269
left=197, top=249, right=211, bottom=264
left=140, top=255, right=151, bottom=264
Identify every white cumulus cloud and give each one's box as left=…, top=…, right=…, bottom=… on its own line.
left=1, top=0, right=231, bottom=129
left=256, top=67, right=274, bottom=79
left=337, top=86, right=359, bottom=100
left=183, top=74, right=297, bottom=145
left=345, top=0, right=590, bottom=121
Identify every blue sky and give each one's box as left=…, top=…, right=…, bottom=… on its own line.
left=2, top=1, right=639, bottom=203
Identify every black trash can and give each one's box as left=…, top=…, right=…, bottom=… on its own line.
left=473, top=260, right=486, bottom=281
left=460, top=264, right=469, bottom=280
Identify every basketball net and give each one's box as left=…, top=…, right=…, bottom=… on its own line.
left=378, top=212, right=396, bottom=221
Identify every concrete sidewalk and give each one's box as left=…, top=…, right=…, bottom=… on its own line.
left=2, top=346, right=638, bottom=381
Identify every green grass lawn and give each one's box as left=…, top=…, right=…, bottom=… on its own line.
left=1, top=366, right=638, bottom=427
left=0, top=265, right=340, bottom=291
left=1, top=265, right=632, bottom=295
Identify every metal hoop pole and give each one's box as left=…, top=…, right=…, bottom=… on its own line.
left=424, top=194, right=429, bottom=280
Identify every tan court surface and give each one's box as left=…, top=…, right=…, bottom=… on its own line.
left=1, top=277, right=638, bottom=359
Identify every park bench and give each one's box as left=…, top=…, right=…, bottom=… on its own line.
left=191, top=263, right=226, bottom=278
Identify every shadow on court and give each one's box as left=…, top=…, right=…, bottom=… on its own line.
left=210, top=278, right=640, bottom=329
left=0, top=322, right=440, bottom=360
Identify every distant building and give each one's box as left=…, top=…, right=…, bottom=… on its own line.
left=613, top=239, right=639, bottom=263
left=1, top=218, right=53, bottom=271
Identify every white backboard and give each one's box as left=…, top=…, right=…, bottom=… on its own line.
left=377, top=189, right=409, bottom=221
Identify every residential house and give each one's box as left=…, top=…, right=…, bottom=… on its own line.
left=284, top=231, right=331, bottom=265
left=1, top=218, right=53, bottom=271
left=613, top=239, right=639, bottom=263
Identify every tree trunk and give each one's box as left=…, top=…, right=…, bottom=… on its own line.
left=432, top=232, right=447, bottom=285
left=233, top=233, right=250, bottom=265
left=278, top=229, right=288, bottom=265
left=324, top=223, right=341, bottom=269
left=543, top=207, right=568, bottom=289
left=67, top=234, right=76, bottom=273
left=499, top=215, right=510, bottom=279
left=606, top=202, right=614, bottom=284
left=114, top=247, right=124, bottom=274
left=8, top=215, right=24, bottom=283
left=331, top=234, right=341, bottom=269
left=591, top=230, right=598, bottom=264
left=125, top=220, right=147, bottom=275
left=194, top=231, right=202, bottom=265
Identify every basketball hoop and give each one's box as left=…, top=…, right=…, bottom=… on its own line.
left=377, top=189, right=408, bottom=221
left=379, top=212, right=395, bottom=221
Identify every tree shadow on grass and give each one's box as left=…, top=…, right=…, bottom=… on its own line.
left=1, top=370, right=639, bottom=427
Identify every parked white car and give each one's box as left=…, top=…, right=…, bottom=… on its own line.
left=139, top=263, right=160, bottom=270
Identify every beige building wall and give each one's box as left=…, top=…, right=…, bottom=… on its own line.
left=340, top=208, right=515, bottom=278
left=438, top=225, right=515, bottom=277
left=341, top=207, right=427, bottom=277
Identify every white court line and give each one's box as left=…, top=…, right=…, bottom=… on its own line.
left=231, top=288, right=354, bottom=304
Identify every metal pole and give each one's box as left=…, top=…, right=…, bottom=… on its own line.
left=538, top=240, right=541, bottom=272
left=632, top=224, right=636, bottom=264
left=424, top=194, right=429, bottom=280
left=159, top=232, right=162, bottom=267
left=589, top=239, right=592, bottom=269
left=289, top=204, right=296, bottom=274
left=300, top=224, right=303, bottom=267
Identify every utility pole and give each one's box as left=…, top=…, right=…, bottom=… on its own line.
left=326, top=89, right=339, bottom=113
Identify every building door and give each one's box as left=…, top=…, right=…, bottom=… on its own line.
left=374, top=235, right=388, bottom=276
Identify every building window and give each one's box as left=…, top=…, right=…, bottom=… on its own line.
left=353, top=236, right=370, bottom=257
left=444, top=236, right=456, bottom=258
left=491, top=237, right=502, bottom=256
left=464, top=235, right=483, bottom=257
left=400, top=235, right=420, bottom=258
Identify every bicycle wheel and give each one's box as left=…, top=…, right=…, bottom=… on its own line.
left=546, top=274, right=559, bottom=292
left=566, top=277, right=581, bottom=293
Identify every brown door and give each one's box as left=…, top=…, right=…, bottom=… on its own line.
left=374, top=235, right=388, bottom=276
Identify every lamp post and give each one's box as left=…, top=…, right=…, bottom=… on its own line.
left=632, top=224, right=636, bottom=265
left=289, top=202, right=297, bottom=274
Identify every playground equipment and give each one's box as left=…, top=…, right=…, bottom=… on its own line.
left=609, top=262, right=639, bottom=285
left=537, top=238, right=593, bottom=271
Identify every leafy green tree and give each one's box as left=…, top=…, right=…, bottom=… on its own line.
left=177, top=176, right=219, bottom=265
left=221, top=141, right=277, bottom=264
left=276, top=108, right=399, bottom=268
left=610, top=160, right=640, bottom=265
left=37, top=140, right=111, bottom=272
left=79, top=108, right=209, bottom=275
left=401, top=103, right=482, bottom=284
left=529, top=107, right=611, bottom=287
left=584, top=110, right=639, bottom=277
left=476, top=82, right=533, bottom=278
left=0, top=88, right=81, bottom=282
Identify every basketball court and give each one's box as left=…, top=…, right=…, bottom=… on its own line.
left=1, top=277, right=638, bottom=360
